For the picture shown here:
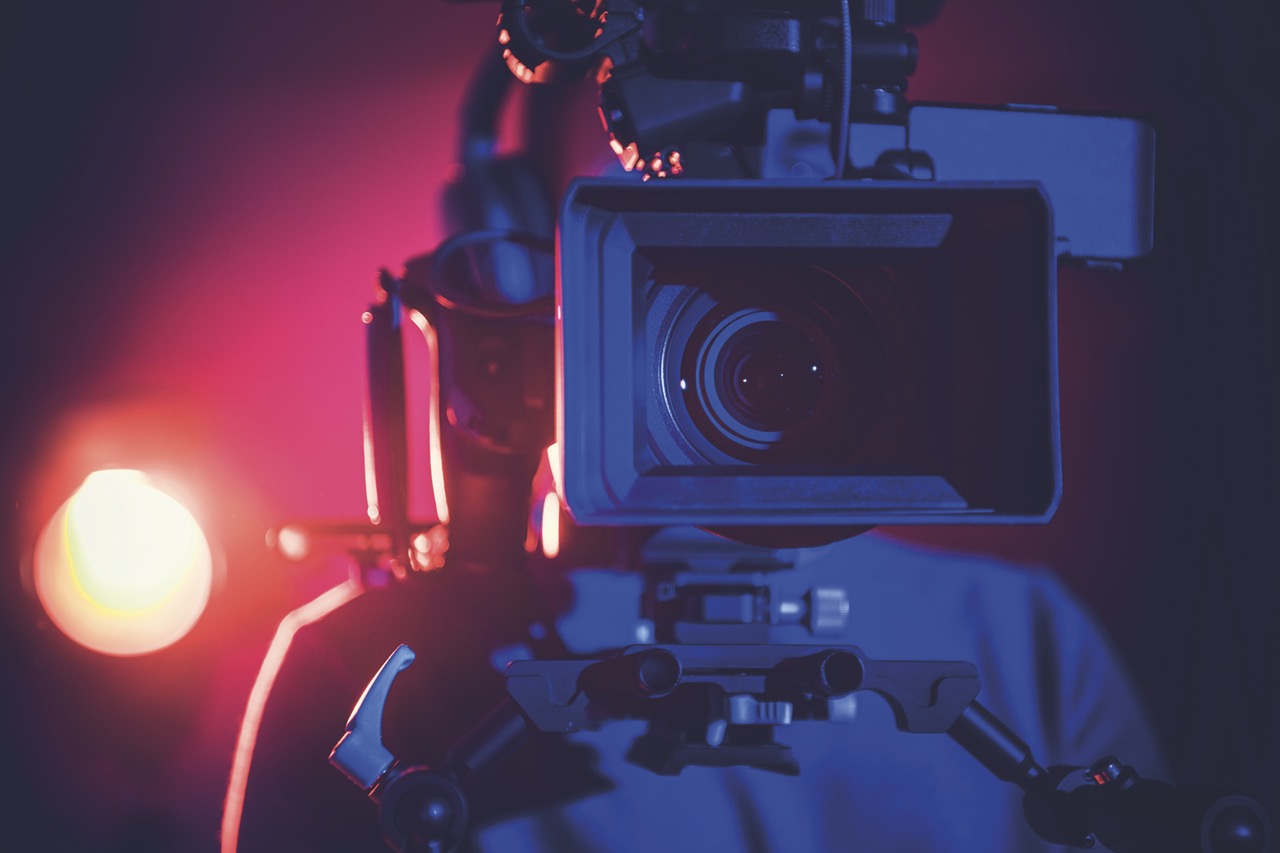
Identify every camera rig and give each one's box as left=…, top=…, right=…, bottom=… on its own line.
left=282, top=0, right=1274, bottom=850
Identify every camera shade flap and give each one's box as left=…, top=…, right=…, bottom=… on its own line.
left=558, top=179, right=1060, bottom=527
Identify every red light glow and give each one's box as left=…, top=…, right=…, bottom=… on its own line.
left=540, top=491, right=561, bottom=559
left=545, top=442, right=562, bottom=496
left=33, top=469, right=213, bottom=656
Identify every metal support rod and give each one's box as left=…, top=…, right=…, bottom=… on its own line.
left=947, top=701, right=1046, bottom=792
left=443, top=697, right=534, bottom=786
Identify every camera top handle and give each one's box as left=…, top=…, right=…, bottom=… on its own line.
left=500, top=0, right=928, bottom=179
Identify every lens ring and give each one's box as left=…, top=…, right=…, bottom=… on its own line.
left=684, top=298, right=863, bottom=464
left=694, top=308, right=834, bottom=448
left=647, top=261, right=920, bottom=468
left=665, top=269, right=883, bottom=465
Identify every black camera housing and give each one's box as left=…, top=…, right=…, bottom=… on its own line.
left=558, top=179, right=1060, bottom=527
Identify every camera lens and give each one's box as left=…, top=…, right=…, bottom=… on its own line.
left=697, top=310, right=832, bottom=442
left=723, top=322, right=825, bottom=431
left=650, top=263, right=904, bottom=466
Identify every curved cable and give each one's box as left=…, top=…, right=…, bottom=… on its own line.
left=832, top=0, right=853, bottom=180
left=460, top=52, right=514, bottom=163
left=220, top=578, right=365, bottom=853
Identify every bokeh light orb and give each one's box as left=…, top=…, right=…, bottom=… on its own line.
left=34, top=469, right=213, bottom=656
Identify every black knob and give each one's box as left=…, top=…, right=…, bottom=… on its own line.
left=1207, top=800, right=1270, bottom=853
left=378, top=767, right=469, bottom=853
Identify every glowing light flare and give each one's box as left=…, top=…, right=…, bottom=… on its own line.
left=540, top=491, right=561, bottom=559
left=410, top=527, right=447, bottom=572
left=409, top=310, right=451, bottom=524
left=587, top=49, right=614, bottom=82
left=268, top=524, right=311, bottom=561
left=620, top=142, right=640, bottom=171
left=634, top=150, right=684, bottom=180
left=502, top=48, right=536, bottom=84
left=361, top=410, right=382, bottom=526
left=361, top=307, right=383, bottom=525
left=545, top=442, right=563, bottom=497
left=33, top=469, right=213, bottom=656
left=607, top=137, right=641, bottom=172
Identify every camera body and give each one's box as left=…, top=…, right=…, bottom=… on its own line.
left=318, top=7, right=1272, bottom=852
left=559, top=178, right=1060, bottom=525
left=556, top=106, right=1153, bottom=528
left=422, top=0, right=1156, bottom=546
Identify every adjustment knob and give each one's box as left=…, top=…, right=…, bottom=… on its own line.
left=729, top=695, right=794, bottom=725
left=808, top=587, right=851, bottom=635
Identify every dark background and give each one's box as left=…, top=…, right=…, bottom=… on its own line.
left=2, top=1, right=1277, bottom=849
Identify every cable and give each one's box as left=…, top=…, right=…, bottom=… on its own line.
left=832, top=0, right=853, bottom=180
left=460, top=53, right=514, bottom=163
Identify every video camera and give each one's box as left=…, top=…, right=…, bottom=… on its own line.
left=297, top=1, right=1272, bottom=851
left=418, top=0, right=1157, bottom=545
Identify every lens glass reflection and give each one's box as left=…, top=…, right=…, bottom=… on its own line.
left=722, top=321, right=826, bottom=433
left=647, top=261, right=902, bottom=466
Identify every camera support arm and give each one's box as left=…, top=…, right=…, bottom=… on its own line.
left=331, top=644, right=1270, bottom=852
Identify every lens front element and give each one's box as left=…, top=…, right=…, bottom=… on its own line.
left=655, top=263, right=903, bottom=466
left=692, top=308, right=833, bottom=454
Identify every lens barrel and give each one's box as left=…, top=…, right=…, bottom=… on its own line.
left=654, top=266, right=889, bottom=466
